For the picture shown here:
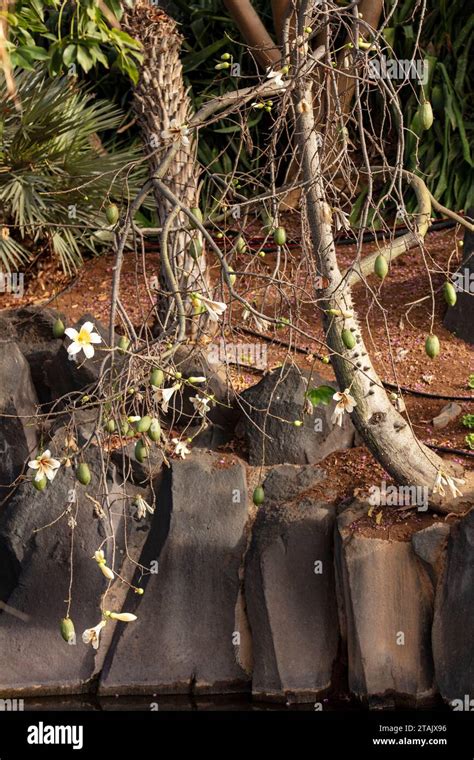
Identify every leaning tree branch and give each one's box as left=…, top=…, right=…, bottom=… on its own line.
left=223, top=0, right=281, bottom=69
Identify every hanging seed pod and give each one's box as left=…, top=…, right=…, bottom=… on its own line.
left=341, top=328, right=356, bottom=350
left=60, top=617, right=76, bottom=644
left=425, top=334, right=440, bottom=359
left=443, top=281, right=457, bottom=307
left=118, top=335, right=130, bottom=355
left=135, top=415, right=152, bottom=433
left=147, top=419, right=161, bottom=442
left=253, top=486, right=265, bottom=506
left=105, top=419, right=116, bottom=434
left=374, top=254, right=388, bottom=280
left=105, top=204, right=119, bottom=225
left=52, top=318, right=65, bottom=338
left=273, top=226, right=287, bottom=246
left=190, top=207, right=203, bottom=228
left=235, top=235, right=247, bottom=254
left=120, top=419, right=130, bottom=436
left=150, top=368, right=164, bottom=387
left=228, top=268, right=236, bottom=287
left=189, top=239, right=203, bottom=260
left=135, top=440, right=148, bottom=463
left=32, top=475, right=47, bottom=492
left=419, top=101, right=434, bottom=130
left=76, top=463, right=91, bottom=486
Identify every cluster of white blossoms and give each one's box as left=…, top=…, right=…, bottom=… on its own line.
left=433, top=470, right=465, bottom=499
left=82, top=611, right=137, bottom=650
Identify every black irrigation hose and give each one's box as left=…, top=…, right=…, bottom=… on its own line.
left=426, top=443, right=474, bottom=459
left=237, top=326, right=474, bottom=403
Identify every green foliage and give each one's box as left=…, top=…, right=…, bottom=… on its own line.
left=388, top=0, right=474, bottom=211
left=462, top=414, right=474, bottom=429
left=468, top=374, right=474, bottom=389
left=0, top=65, right=149, bottom=273
left=466, top=433, right=474, bottom=450
left=306, top=385, right=335, bottom=407
left=6, top=0, right=143, bottom=82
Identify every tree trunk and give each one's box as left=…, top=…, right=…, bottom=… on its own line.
left=291, top=13, right=456, bottom=496
left=124, top=0, right=207, bottom=332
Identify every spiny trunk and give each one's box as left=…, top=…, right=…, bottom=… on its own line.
left=125, top=1, right=207, bottom=333
left=292, top=37, right=455, bottom=496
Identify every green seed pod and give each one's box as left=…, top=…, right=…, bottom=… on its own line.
left=106, top=204, right=119, bottom=225
left=228, top=268, right=236, bottom=287
left=120, top=419, right=130, bottom=436
left=32, top=475, right=47, bottom=492
left=105, top=419, right=116, bottom=434
left=135, top=439, right=148, bottom=463
left=150, top=368, right=164, bottom=388
left=273, top=226, right=287, bottom=246
left=322, top=355, right=330, bottom=364
left=374, top=254, right=388, bottom=280
left=77, top=462, right=91, bottom=486
left=189, top=239, right=203, bottom=260
left=60, top=617, right=76, bottom=644
left=425, top=333, right=440, bottom=359
left=135, top=415, right=152, bottom=433
left=253, top=486, right=265, bottom=506
left=190, top=207, right=203, bottom=228
left=419, top=101, right=434, bottom=130
left=235, top=235, right=247, bottom=254
left=443, top=281, right=457, bottom=307
left=52, top=318, right=65, bottom=339
left=148, top=419, right=161, bottom=442
left=341, top=328, right=356, bottom=350
left=118, top=335, right=130, bottom=355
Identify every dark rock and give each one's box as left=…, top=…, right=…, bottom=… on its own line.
left=432, top=510, right=474, bottom=703
left=262, top=463, right=327, bottom=503
left=110, top=440, right=164, bottom=487
left=337, top=508, right=435, bottom=703
left=0, top=340, right=38, bottom=492
left=444, top=207, right=474, bottom=344
left=0, top=430, right=125, bottom=695
left=0, top=306, right=65, bottom=403
left=99, top=451, right=250, bottom=695
left=245, top=465, right=338, bottom=702
left=44, top=313, right=120, bottom=400
left=412, top=523, right=450, bottom=583
left=238, top=366, right=354, bottom=465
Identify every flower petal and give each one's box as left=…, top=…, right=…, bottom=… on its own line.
left=64, top=328, right=78, bottom=340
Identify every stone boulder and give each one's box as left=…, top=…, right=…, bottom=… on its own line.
left=336, top=503, right=435, bottom=705
left=0, top=340, right=38, bottom=492
left=238, top=366, right=354, bottom=465
left=432, top=510, right=474, bottom=703
left=0, top=430, right=126, bottom=695
left=0, top=306, right=65, bottom=403
left=100, top=451, right=250, bottom=695
left=245, top=464, right=339, bottom=702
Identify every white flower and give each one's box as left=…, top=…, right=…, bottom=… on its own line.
left=266, top=67, right=287, bottom=89
left=189, top=394, right=211, bottom=416
left=93, top=549, right=114, bottom=580
left=28, top=449, right=61, bottom=482
left=106, top=612, right=137, bottom=622
left=192, top=293, right=227, bottom=323
left=172, top=438, right=191, bottom=459
left=82, top=620, right=106, bottom=650
left=331, top=389, right=357, bottom=427
left=153, top=383, right=181, bottom=414
left=161, top=119, right=190, bottom=146
left=433, top=470, right=465, bottom=500
left=65, top=321, right=102, bottom=360
left=133, top=495, right=155, bottom=520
